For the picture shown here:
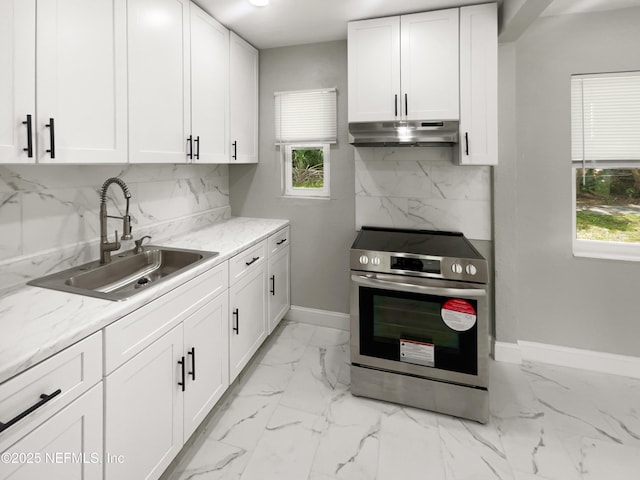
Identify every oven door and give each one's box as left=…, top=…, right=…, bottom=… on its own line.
left=350, top=272, right=489, bottom=388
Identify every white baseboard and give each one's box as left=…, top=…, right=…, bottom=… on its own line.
left=284, top=305, right=349, bottom=331
left=494, top=341, right=523, bottom=364
left=493, top=339, right=640, bottom=379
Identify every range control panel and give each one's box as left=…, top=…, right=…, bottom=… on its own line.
left=351, top=249, right=488, bottom=284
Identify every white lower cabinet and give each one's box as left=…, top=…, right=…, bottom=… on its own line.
left=105, top=325, right=183, bottom=480
left=0, top=384, right=103, bottom=480
left=105, top=288, right=229, bottom=480
left=182, top=292, right=229, bottom=439
left=267, top=228, right=291, bottom=334
left=229, top=255, right=267, bottom=382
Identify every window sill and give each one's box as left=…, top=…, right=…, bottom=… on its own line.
left=573, top=239, right=640, bottom=262
left=279, top=195, right=333, bottom=201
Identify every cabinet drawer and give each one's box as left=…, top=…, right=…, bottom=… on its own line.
left=104, top=261, right=229, bottom=374
left=229, top=240, right=267, bottom=286
left=0, top=332, right=101, bottom=445
left=268, top=226, right=290, bottom=256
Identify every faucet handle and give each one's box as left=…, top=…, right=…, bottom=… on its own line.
left=133, top=235, right=152, bottom=254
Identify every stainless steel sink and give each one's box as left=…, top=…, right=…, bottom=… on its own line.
left=27, top=246, right=218, bottom=301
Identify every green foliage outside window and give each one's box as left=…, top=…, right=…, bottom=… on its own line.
left=291, top=149, right=324, bottom=188
left=576, top=168, right=640, bottom=242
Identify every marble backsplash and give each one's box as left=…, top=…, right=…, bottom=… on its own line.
left=355, top=147, right=492, bottom=240
left=0, top=164, right=230, bottom=290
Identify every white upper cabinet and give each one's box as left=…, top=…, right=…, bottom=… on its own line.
left=128, top=0, right=191, bottom=163
left=0, top=0, right=35, bottom=164
left=457, top=3, right=498, bottom=165
left=348, top=9, right=459, bottom=123
left=229, top=32, right=259, bottom=164
left=348, top=16, right=401, bottom=123
left=0, top=0, right=127, bottom=164
left=401, top=9, right=459, bottom=121
left=190, top=5, right=229, bottom=164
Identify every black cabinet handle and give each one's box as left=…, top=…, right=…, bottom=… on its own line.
left=276, top=238, right=287, bottom=245
left=232, top=141, right=237, bottom=160
left=194, top=136, right=200, bottom=160
left=188, top=347, right=196, bottom=381
left=233, top=308, right=239, bottom=334
left=178, top=356, right=185, bottom=392
left=245, top=256, right=259, bottom=266
left=45, top=118, right=55, bottom=159
left=187, top=135, right=193, bottom=160
left=404, top=94, right=408, bottom=117
left=22, top=114, right=33, bottom=158
left=0, top=389, right=62, bottom=433
left=394, top=94, right=398, bottom=117
left=270, top=275, right=275, bottom=296
left=465, top=132, right=469, bottom=156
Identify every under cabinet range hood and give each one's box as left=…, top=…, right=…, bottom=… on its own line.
left=348, top=120, right=459, bottom=146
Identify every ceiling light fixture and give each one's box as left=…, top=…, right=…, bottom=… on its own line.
left=249, top=0, right=269, bottom=6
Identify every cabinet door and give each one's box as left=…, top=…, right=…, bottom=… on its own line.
left=400, top=9, right=459, bottom=121
left=0, top=384, right=102, bottom=480
left=268, top=246, right=290, bottom=334
left=229, top=32, right=259, bottom=164
left=347, top=17, right=401, bottom=123
left=191, top=4, right=229, bottom=164
left=36, top=0, right=127, bottom=163
left=457, top=3, right=498, bottom=165
left=105, top=325, right=183, bottom=480
left=229, top=263, right=267, bottom=381
left=128, top=0, right=191, bottom=163
left=183, top=292, right=229, bottom=439
left=0, top=0, right=35, bottom=164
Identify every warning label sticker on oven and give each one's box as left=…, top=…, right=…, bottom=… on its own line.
left=441, top=299, right=477, bottom=332
left=400, top=339, right=435, bottom=367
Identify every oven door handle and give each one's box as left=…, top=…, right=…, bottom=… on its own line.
left=351, top=274, right=487, bottom=298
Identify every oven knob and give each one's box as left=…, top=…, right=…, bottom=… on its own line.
left=466, top=264, right=477, bottom=275
left=451, top=263, right=463, bottom=274
left=359, top=255, right=369, bottom=265
left=371, top=256, right=381, bottom=266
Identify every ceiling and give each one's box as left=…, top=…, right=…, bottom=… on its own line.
left=194, top=0, right=490, bottom=49
left=195, top=0, right=640, bottom=49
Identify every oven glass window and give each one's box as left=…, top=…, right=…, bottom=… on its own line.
left=360, top=287, right=477, bottom=375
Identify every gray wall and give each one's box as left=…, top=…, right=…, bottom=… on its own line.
left=229, top=40, right=355, bottom=314
left=494, top=7, right=640, bottom=356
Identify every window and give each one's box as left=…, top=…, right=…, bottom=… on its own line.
left=284, top=144, right=330, bottom=197
left=571, top=72, right=640, bottom=260
left=275, top=88, right=336, bottom=198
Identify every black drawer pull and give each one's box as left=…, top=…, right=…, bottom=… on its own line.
left=270, top=275, right=275, bottom=296
left=194, top=136, right=200, bottom=160
left=233, top=308, right=239, bottom=334
left=465, top=132, right=470, bottom=156
left=188, top=347, right=196, bottom=381
left=178, top=357, right=186, bottom=392
left=276, top=238, right=287, bottom=245
left=187, top=135, right=193, bottom=160
left=0, top=389, right=62, bottom=433
left=245, top=256, right=259, bottom=266
left=22, top=114, right=33, bottom=158
left=45, top=118, right=55, bottom=159
left=232, top=141, right=237, bottom=160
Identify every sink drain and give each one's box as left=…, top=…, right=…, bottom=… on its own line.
left=135, top=277, right=151, bottom=288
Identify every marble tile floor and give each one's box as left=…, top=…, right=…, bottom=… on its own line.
left=160, top=321, right=640, bottom=480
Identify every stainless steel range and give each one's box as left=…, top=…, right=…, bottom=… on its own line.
left=350, top=226, right=489, bottom=423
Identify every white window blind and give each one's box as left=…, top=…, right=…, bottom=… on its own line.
left=275, top=88, right=337, bottom=144
left=571, top=72, right=640, bottom=164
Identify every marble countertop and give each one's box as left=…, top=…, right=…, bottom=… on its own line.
left=0, top=216, right=289, bottom=385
